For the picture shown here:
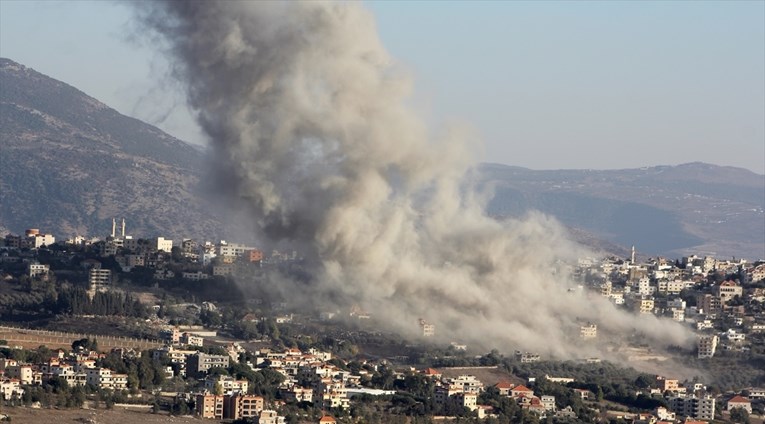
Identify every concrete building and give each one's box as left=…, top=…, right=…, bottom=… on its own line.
left=156, top=237, right=173, bottom=253
left=223, top=393, right=264, bottom=419
left=5, top=364, right=33, bottom=385
left=24, top=228, right=55, bottom=248
left=27, top=262, right=49, bottom=278
left=727, top=395, right=752, bottom=413
left=85, top=367, right=128, bottom=390
left=698, top=294, right=722, bottom=316
left=217, top=242, right=253, bottom=259
left=88, top=267, right=112, bottom=298
left=633, top=296, right=655, bottom=314
left=717, top=281, right=743, bottom=304
left=697, top=335, right=719, bottom=358
left=257, top=410, right=286, bottom=424
left=205, top=375, right=249, bottom=394
left=580, top=323, right=597, bottom=339
left=181, top=332, right=204, bottom=347
left=419, top=319, right=435, bottom=337
left=196, top=393, right=224, bottom=419
left=187, top=353, right=229, bottom=378
left=668, top=394, right=715, bottom=421
left=0, top=378, right=24, bottom=400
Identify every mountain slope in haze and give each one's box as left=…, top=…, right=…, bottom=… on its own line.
left=0, top=57, right=223, bottom=240
left=1, top=58, right=762, bottom=261
left=479, top=163, right=765, bottom=260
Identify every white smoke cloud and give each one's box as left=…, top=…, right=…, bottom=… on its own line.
left=133, top=1, right=695, bottom=360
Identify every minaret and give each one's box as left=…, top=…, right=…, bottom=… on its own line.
left=121, top=218, right=126, bottom=238
left=631, top=245, right=636, bottom=264
left=111, top=218, right=116, bottom=238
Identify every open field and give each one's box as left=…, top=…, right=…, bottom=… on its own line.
left=0, top=325, right=162, bottom=351
left=2, top=407, right=199, bottom=424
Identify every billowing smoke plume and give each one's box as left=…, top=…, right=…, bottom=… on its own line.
left=134, top=2, right=694, bottom=359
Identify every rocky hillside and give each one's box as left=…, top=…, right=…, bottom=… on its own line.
left=0, top=57, right=222, bottom=240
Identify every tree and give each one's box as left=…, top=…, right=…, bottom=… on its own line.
left=730, top=407, right=750, bottom=424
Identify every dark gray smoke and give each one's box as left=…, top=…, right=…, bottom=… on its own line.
left=133, top=1, right=695, bottom=360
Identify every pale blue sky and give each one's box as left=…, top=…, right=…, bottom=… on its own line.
left=1, top=0, right=763, bottom=173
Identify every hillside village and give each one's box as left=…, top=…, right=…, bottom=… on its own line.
left=0, top=225, right=763, bottom=423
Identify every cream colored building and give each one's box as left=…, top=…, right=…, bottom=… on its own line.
left=697, top=335, right=719, bottom=358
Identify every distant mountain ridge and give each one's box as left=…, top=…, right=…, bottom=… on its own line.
left=0, top=57, right=223, bottom=240
left=478, top=162, right=765, bottom=260
left=1, top=58, right=763, bottom=260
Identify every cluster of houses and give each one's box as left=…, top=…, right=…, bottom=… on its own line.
left=2, top=224, right=300, bottom=292
left=0, top=348, right=130, bottom=399
left=575, top=247, right=765, bottom=358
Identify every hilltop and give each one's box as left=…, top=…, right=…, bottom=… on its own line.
left=0, top=57, right=222, bottom=240
left=480, top=162, right=765, bottom=259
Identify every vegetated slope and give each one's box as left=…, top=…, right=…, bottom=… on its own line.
left=2, top=58, right=762, bottom=259
left=480, top=162, right=765, bottom=260
left=0, top=58, right=223, bottom=239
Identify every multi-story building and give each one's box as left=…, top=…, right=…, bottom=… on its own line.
left=698, top=294, right=721, bottom=316
left=223, top=393, right=264, bottom=419
left=205, top=375, right=249, bottom=394
left=541, top=395, right=556, bottom=411
left=181, top=332, right=204, bottom=347
left=633, top=296, right=655, bottom=314
left=24, top=229, right=55, bottom=248
left=196, top=393, right=224, bottom=419
left=187, top=353, right=229, bottom=378
left=515, top=352, right=540, bottom=363
left=0, top=378, right=24, bottom=400
left=454, top=392, right=478, bottom=411
left=88, top=267, right=112, bottom=298
left=717, top=281, right=743, bottom=304
left=419, top=319, right=435, bottom=337
left=580, top=323, right=597, bottom=339
left=85, top=367, right=128, bottom=390
left=213, top=264, right=235, bottom=276
left=5, top=364, right=34, bottom=385
left=27, top=262, right=49, bottom=278
left=257, top=410, right=286, bottom=424
left=217, top=242, right=253, bottom=260
left=181, top=239, right=199, bottom=261
left=156, top=237, right=173, bottom=253
left=697, top=335, right=719, bottom=358
left=669, top=394, right=715, bottom=421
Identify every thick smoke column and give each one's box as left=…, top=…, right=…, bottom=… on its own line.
left=135, top=1, right=694, bottom=359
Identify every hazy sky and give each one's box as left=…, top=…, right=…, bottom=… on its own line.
left=1, top=1, right=763, bottom=173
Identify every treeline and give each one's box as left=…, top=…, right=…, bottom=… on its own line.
left=54, top=288, right=147, bottom=318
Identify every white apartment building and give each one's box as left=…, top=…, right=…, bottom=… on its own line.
left=28, top=262, right=49, bottom=278
left=0, top=379, right=24, bottom=400
left=86, top=367, right=128, bottom=390
left=205, top=375, right=249, bottom=394
left=217, top=242, right=252, bottom=258
left=156, top=237, right=173, bottom=253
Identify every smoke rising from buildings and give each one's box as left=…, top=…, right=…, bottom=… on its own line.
left=133, top=1, right=695, bottom=359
